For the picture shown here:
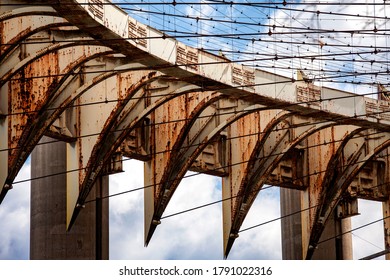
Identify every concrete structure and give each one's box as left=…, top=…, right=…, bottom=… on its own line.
left=281, top=189, right=353, bottom=259
left=1, top=0, right=390, bottom=259
left=30, top=137, right=109, bottom=259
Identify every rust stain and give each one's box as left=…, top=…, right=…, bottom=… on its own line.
left=77, top=98, right=83, bottom=189
left=0, top=26, right=32, bottom=60
left=4, top=2, right=390, bottom=258
left=61, top=53, right=87, bottom=75
left=7, top=49, right=60, bottom=178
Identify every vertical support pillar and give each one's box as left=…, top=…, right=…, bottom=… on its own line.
left=340, top=218, right=353, bottom=260
left=30, top=136, right=109, bottom=259
left=280, top=188, right=303, bottom=260
left=312, top=212, right=340, bottom=259
left=95, top=175, right=109, bottom=260
left=383, top=199, right=390, bottom=260
left=280, top=188, right=353, bottom=259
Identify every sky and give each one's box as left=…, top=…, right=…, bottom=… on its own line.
left=124, top=0, right=390, bottom=93
left=108, top=0, right=389, bottom=260
left=0, top=0, right=389, bottom=260
left=0, top=159, right=385, bottom=260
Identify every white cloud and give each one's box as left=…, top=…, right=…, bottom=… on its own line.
left=1, top=160, right=384, bottom=261
left=109, top=160, right=224, bottom=259
left=228, top=187, right=282, bottom=260
left=0, top=161, right=30, bottom=260
left=1, top=1, right=388, bottom=262
left=109, top=160, right=282, bottom=260
left=252, top=0, right=389, bottom=94
left=351, top=199, right=385, bottom=260
left=0, top=159, right=281, bottom=261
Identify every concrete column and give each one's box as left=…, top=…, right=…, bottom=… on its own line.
left=280, top=188, right=353, bottom=259
left=30, top=137, right=109, bottom=259
left=280, top=188, right=303, bottom=260
left=383, top=199, right=390, bottom=260
left=341, top=217, right=353, bottom=260
left=312, top=212, right=340, bottom=259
